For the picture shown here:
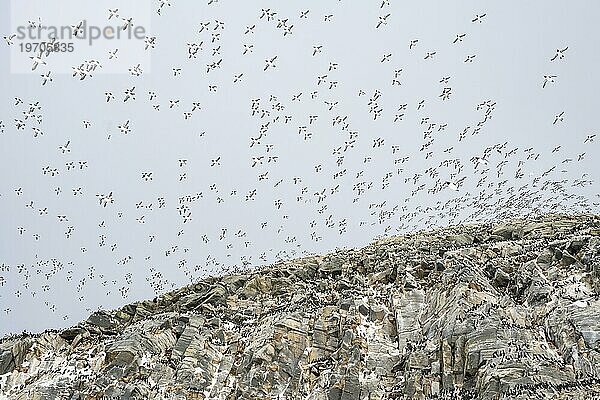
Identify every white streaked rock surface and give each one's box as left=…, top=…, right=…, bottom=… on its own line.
left=1, top=214, right=600, bottom=399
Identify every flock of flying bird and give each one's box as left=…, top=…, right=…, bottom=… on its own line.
left=0, top=2, right=598, bottom=333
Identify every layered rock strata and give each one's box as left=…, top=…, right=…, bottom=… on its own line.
left=1, top=214, right=600, bottom=399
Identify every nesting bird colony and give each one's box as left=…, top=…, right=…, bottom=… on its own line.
left=1, top=214, right=600, bottom=399
left=1, top=6, right=600, bottom=400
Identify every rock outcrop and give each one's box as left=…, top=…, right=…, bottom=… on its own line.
left=2, top=214, right=600, bottom=399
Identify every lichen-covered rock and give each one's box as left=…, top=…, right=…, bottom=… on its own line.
left=1, top=214, right=600, bottom=399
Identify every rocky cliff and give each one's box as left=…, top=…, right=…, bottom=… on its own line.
left=1, top=214, right=600, bottom=400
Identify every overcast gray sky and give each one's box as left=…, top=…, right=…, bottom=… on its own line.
left=0, top=1, right=598, bottom=335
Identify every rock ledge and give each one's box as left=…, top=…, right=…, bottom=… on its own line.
left=2, top=214, right=600, bottom=399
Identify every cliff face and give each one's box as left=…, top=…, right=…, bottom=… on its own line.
left=1, top=215, right=600, bottom=400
